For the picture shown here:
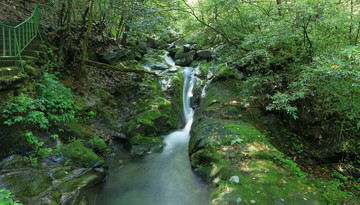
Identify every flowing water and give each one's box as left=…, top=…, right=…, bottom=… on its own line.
left=96, top=67, right=210, bottom=205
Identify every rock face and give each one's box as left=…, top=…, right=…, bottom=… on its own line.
left=189, top=66, right=358, bottom=204
left=0, top=154, right=105, bottom=205
left=141, top=54, right=172, bottom=70
left=120, top=71, right=183, bottom=156
left=196, top=50, right=212, bottom=61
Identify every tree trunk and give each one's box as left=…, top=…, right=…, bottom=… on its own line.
left=276, top=0, right=282, bottom=16
left=120, top=24, right=130, bottom=45
left=79, top=0, right=94, bottom=79
left=65, top=0, right=73, bottom=32
left=115, top=16, right=125, bottom=42
left=85, top=60, right=159, bottom=77
left=349, top=0, right=354, bottom=43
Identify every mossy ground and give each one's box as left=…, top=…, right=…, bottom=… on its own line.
left=190, top=70, right=359, bottom=204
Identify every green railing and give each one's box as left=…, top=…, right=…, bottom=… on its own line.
left=0, top=5, right=41, bottom=59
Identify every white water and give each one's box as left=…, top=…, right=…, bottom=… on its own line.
left=161, top=54, right=176, bottom=67
left=96, top=67, right=210, bottom=205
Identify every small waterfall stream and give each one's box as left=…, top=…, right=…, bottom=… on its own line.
left=96, top=66, right=210, bottom=205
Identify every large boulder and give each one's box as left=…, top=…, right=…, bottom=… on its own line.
left=122, top=96, right=180, bottom=156
left=61, top=140, right=105, bottom=167
left=100, top=49, right=138, bottom=64
left=0, top=154, right=105, bottom=205
left=175, top=51, right=195, bottom=66
left=196, top=50, right=212, bottom=61
left=141, top=54, right=172, bottom=70
left=189, top=72, right=358, bottom=204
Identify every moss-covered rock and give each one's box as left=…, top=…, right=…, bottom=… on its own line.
left=141, top=54, right=172, bottom=70
left=175, top=51, right=195, bottom=66
left=0, top=155, right=105, bottom=205
left=0, top=66, right=28, bottom=91
left=122, top=96, right=180, bottom=155
left=85, top=136, right=112, bottom=155
left=61, top=140, right=105, bottom=167
left=190, top=73, right=359, bottom=204
left=118, top=71, right=183, bottom=156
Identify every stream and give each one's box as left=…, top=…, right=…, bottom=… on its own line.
left=95, top=65, right=210, bottom=205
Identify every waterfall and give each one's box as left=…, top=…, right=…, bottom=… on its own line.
left=163, top=67, right=195, bottom=153
left=96, top=62, right=209, bottom=205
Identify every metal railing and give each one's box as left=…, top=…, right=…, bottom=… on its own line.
left=0, top=5, right=41, bottom=59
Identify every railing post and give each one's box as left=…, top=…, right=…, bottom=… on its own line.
left=0, top=3, right=41, bottom=62
left=2, top=27, right=5, bottom=56
left=8, top=28, right=11, bottom=56
left=13, top=29, right=17, bottom=55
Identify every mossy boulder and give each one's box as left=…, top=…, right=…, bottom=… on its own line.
left=141, top=54, right=172, bottom=70
left=174, top=47, right=186, bottom=60
left=175, top=51, right=195, bottom=67
left=101, top=49, right=138, bottom=64
left=0, top=169, right=53, bottom=202
left=61, top=140, right=105, bottom=167
left=0, top=66, right=28, bottom=91
left=196, top=50, right=212, bottom=61
left=85, top=136, right=112, bottom=155
left=0, top=155, right=105, bottom=205
left=122, top=96, right=180, bottom=155
left=137, top=42, right=148, bottom=55
left=190, top=73, right=359, bottom=204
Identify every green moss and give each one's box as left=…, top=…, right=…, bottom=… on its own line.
left=0, top=66, right=21, bottom=76
left=85, top=136, right=112, bottom=155
left=0, top=73, right=27, bottom=85
left=57, top=170, right=101, bottom=193
left=61, top=140, right=104, bottom=167
left=1, top=170, right=52, bottom=198
left=190, top=118, right=331, bottom=204
left=310, top=178, right=359, bottom=204
left=124, top=96, right=179, bottom=138
left=65, top=122, right=96, bottom=140
left=51, top=167, right=73, bottom=180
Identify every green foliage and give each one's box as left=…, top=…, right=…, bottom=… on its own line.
left=273, top=157, right=307, bottom=179
left=2, top=73, right=79, bottom=129
left=0, top=189, right=22, bottom=205
left=230, top=136, right=243, bottom=146
left=1, top=73, right=78, bottom=159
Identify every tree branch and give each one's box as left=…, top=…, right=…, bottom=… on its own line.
left=85, top=60, right=159, bottom=77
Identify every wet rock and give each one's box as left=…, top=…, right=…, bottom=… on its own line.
left=175, top=51, right=195, bottom=66
left=61, top=141, right=105, bottom=167
left=0, top=67, right=28, bottom=91
left=0, top=155, right=105, bottom=205
left=137, top=42, right=148, bottom=55
left=101, top=49, right=137, bottom=64
left=174, top=47, right=185, bottom=60
left=196, top=50, right=212, bottom=61
left=101, top=50, right=125, bottom=64
left=142, top=54, right=172, bottom=70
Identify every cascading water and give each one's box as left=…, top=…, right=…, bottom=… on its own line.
left=96, top=66, right=210, bottom=205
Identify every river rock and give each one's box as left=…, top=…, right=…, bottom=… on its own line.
left=101, top=50, right=125, bottom=64
left=175, top=52, right=195, bottom=67
left=101, top=49, right=137, bottom=64
left=61, top=141, right=105, bottom=167
left=0, top=155, right=105, bottom=205
left=196, top=50, right=212, bottom=61
left=141, top=54, right=172, bottom=70
left=137, top=42, right=148, bottom=55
